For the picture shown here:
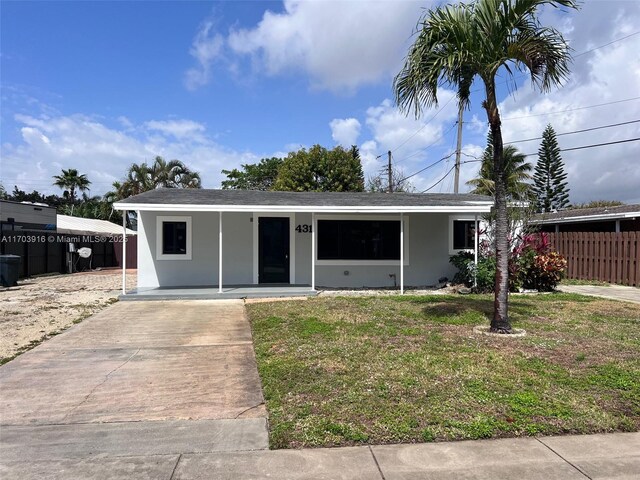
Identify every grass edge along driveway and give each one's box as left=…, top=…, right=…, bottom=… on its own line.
left=247, top=293, right=640, bottom=449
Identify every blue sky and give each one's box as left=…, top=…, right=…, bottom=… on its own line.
left=1, top=1, right=639, bottom=202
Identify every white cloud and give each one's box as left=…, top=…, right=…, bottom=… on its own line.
left=494, top=7, right=640, bottom=204
left=1, top=113, right=267, bottom=196
left=144, top=119, right=207, bottom=141
left=329, top=118, right=361, bottom=147
left=184, top=20, right=225, bottom=91
left=189, top=0, right=428, bottom=92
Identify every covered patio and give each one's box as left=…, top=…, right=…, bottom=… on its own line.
left=114, top=190, right=492, bottom=298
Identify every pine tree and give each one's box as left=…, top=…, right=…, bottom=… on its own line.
left=533, top=124, right=570, bottom=212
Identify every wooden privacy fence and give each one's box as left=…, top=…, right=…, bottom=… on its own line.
left=548, top=232, right=640, bottom=287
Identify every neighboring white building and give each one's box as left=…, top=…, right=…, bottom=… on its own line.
left=113, top=189, right=492, bottom=296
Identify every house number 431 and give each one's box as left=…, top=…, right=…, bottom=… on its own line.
left=295, top=224, right=312, bottom=233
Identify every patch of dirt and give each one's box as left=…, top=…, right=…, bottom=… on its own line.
left=0, top=270, right=136, bottom=361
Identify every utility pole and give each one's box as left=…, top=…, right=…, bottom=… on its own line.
left=388, top=150, right=393, bottom=193
left=453, top=104, right=463, bottom=194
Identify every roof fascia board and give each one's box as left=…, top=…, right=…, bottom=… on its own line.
left=531, top=211, right=640, bottom=224
left=113, top=203, right=493, bottom=213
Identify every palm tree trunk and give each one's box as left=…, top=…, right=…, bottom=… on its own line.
left=484, top=82, right=512, bottom=333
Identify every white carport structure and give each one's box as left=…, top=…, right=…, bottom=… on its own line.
left=114, top=190, right=491, bottom=299
left=57, top=214, right=136, bottom=236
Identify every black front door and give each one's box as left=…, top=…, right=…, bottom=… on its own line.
left=258, top=217, right=290, bottom=284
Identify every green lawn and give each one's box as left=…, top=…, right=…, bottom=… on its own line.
left=247, top=293, right=640, bottom=449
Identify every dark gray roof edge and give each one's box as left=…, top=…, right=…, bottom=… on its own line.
left=114, top=188, right=493, bottom=207
left=531, top=204, right=640, bottom=222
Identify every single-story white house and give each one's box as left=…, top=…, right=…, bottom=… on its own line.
left=113, top=189, right=492, bottom=298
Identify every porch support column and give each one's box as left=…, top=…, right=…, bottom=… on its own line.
left=311, top=212, right=316, bottom=291
left=400, top=213, right=404, bottom=294
left=121, top=210, right=127, bottom=295
left=474, top=214, right=479, bottom=288
left=218, top=212, right=223, bottom=294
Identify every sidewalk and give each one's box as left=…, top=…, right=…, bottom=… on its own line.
left=2, top=431, right=638, bottom=479
left=558, top=283, right=640, bottom=304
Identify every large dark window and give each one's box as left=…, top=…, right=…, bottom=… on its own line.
left=318, top=220, right=400, bottom=260
left=453, top=220, right=475, bottom=250
left=162, top=221, right=187, bottom=255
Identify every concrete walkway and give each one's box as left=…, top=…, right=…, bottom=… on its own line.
left=558, top=283, right=640, bottom=304
left=1, top=431, right=638, bottom=479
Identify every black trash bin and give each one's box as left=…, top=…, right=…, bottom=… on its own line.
left=0, top=255, right=21, bottom=287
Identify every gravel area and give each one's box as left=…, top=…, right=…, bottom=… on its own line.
left=0, top=269, right=136, bottom=362
left=317, top=286, right=457, bottom=296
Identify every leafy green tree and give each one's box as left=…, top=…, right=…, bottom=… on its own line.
left=0, top=183, right=7, bottom=200
left=62, top=193, right=122, bottom=224
left=533, top=124, right=570, bottom=212
left=52, top=168, right=91, bottom=204
left=221, top=157, right=283, bottom=190
left=274, top=145, right=365, bottom=192
left=394, top=0, right=577, bottom=333
left=8, top=186, right=64, bottom=208
left=467, top=132, right=532, bottom=201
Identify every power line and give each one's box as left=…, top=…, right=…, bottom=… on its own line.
left=398, top=151, right=455, bottom=182
left=421, top=137, right=640, bottom=193
left=505, top=119, right=640, bottom=145
left=386, top=30, right=640, bottom=159
left=422, top=165, right=456, bottom=192
left=573, top=31, right=640, bottom=59
left=522, top=137, right=640, bottom=156
left=421, top=158, right=482, bottom=193
left=388, top=95, right=456, bottom=155
left=503, top=97, right=640, bottom=120
left=393, top=121, right=458, bottom=165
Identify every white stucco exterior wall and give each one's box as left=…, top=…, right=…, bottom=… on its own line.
left=136, top=210, right=479, bottom=289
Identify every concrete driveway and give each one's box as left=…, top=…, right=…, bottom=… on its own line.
left=0, top=300, right=268, bottom=479
left=558, top=283, right=640, bottom=304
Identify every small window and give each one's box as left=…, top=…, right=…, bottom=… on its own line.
left=156, top=215, right=192, bottom=260
left=318, top=220, right=400, bottom=260
left=453, top=220, right=476, bottom=250
left=163, top=221, right=187, bottom=255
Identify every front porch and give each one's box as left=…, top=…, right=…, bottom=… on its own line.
left=119, top=284, right=318, bottom=301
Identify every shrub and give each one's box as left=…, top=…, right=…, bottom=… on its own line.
left=449, top=232, right=566, bottom=293
left=514, top=233, right=567, bottom=291
left=473, top=256, right=496, bottom=293
left=525, top=251, right=567, bottom=291
left=449, top=251, right=495, bottom=293
left=449, top=251, right=474, bottom=286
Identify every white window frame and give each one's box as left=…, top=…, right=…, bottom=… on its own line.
left=252, top=212, right=296, bottom=284
left=156, top=215, right=192, bottom=260
left=449, top=215, right=477, bottom=255
left=314, top=214, right=409, bottom=266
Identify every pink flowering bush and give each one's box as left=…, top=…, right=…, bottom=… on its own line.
left=514, top=233, right=567, bottom=292
left=450, top=232, right=567, bottom=293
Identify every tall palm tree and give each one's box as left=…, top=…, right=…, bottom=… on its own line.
left=467, top=133, right=532, bottom=201
left=394, top=0, right=576, bottom=333
left=52, top=168, right=91, bottom=204
left=149, top=156, right=201, bottom=188
left=109, top=156, right=202, bottom=202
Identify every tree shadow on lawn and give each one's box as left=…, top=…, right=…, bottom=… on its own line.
left=408, top=296, right=542, bottom=324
